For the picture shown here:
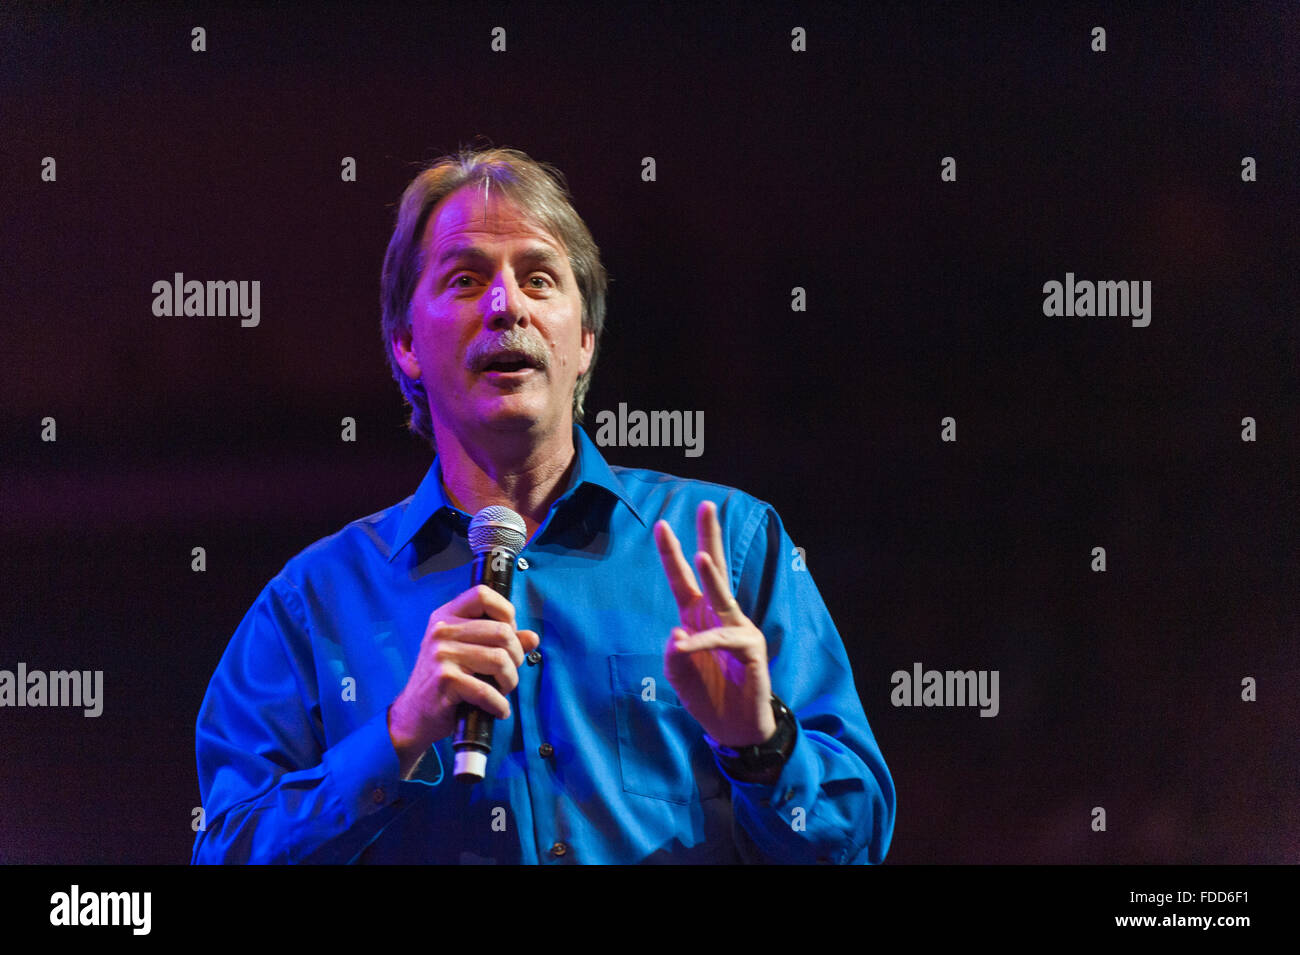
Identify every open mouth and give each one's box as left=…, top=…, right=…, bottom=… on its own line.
left=479, top=350, right=542, bottom=374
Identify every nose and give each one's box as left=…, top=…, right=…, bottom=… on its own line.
left=484, top=269, right=530, bottom=330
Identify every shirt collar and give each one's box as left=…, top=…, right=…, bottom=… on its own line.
left=386, top=425, right=645, bottom=563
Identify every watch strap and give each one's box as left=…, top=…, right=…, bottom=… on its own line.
left=706, top=695, right=797, bottom=781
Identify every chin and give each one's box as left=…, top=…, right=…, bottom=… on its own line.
left=476, top=403, right=547, bottom=434
left=486, top=401, right=575, bottom=438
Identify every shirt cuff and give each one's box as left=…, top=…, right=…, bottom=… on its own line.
left=718, top=718, right=814, bottom=807
left=320, top=708, right=408, bottom=824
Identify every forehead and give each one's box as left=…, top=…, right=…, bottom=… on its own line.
left=422, top=184, right=564, bottom=257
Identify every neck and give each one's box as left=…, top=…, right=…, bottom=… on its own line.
left=433, top=423, right=579, bottom=541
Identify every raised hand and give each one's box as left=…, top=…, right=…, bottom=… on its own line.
left=653, top=501, right=775, bottom=747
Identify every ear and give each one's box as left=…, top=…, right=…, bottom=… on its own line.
left=391, top=324, right=422, bottom=381
left=578, top=325, right=595, bottom=377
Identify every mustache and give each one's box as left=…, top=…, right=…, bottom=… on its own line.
left=465, top=329, right=550, bottom=372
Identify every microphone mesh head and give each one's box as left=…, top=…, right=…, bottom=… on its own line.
left=468, top=506, right=527, bottom=557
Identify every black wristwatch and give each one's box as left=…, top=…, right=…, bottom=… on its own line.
left=706, top=695, right=797, bottom=781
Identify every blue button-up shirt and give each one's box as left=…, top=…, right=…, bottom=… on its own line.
left=192, top=426, right=895, bottom=864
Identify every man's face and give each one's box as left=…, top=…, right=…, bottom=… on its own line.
left=393, top=184, right=593, bottom=450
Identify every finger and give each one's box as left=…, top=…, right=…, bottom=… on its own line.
left=434, top=619, right=526, bottom=666
left=664, top=626, right=708, bottom=674
left=696, top=501, right=730, bottom=584
left=666, top=626, right=710, bottom=661
left=654, top=519, right=702, bottom=609
left=518, top=628, right=541, bottom=653
left=445, top=669, right=512, bottom=720
left=446, top=584, right=517, bottom=627
left=671, top=625, right=764, bottom=661
left=438, top=643, right=522, bottom=693
left=694, top=550, right=744, bottom=624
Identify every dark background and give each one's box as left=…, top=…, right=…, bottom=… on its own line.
left=1, top=1, right=1296, bottom=864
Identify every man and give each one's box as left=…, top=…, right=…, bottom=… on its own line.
left=192, top=146, right=895, bottom=864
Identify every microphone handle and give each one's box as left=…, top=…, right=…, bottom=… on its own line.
left=452, top=547, right=517, bottom=782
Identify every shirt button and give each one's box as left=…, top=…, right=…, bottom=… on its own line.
left=517, top=557, right=530, bottom=571
left=538, top=743, right=554, bottom=758
left=527, top=650, right=542, bottom=666
left=371, top=788, right=385, bottom=804
left=550, top=842, right=568, bottom=857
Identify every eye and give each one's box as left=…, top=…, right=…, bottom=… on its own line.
left=449, top=273, right=477, bottom=288
left=528, top=274, right=553, bottom=289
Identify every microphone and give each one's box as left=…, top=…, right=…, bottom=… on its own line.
left=453, top=505, right=528, bottom=783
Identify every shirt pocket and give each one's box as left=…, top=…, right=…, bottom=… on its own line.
left=608, top=653, right=723, bottom=805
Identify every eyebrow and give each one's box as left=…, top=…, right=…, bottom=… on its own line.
left=434, top=244, right=562, bottom=270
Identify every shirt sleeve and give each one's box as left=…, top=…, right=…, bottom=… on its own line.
left=723, top=501, right=897, bottom=864
left=191, top=575, right=429, bottom=864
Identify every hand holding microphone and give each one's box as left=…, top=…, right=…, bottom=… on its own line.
left=387, top=507, right=533, bottom=781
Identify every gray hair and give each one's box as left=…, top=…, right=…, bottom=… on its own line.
left=380, top=146, right=608, bottom=448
